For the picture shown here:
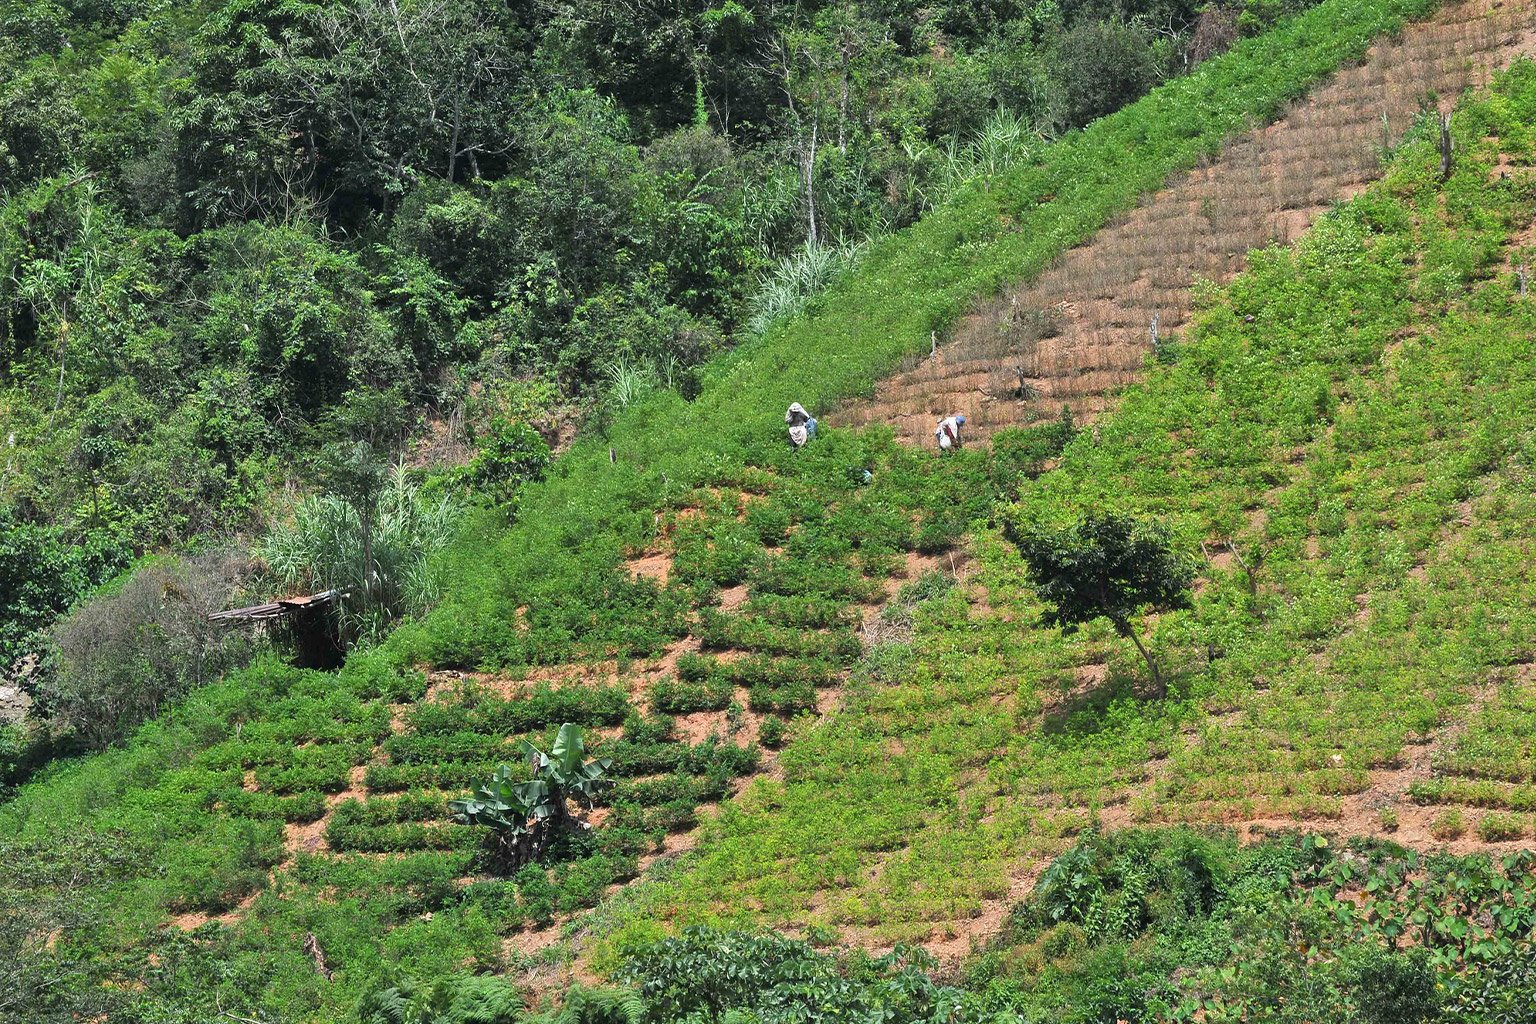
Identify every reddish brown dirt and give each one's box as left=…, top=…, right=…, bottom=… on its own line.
left=405, top=411, right=473, bottom=471
left=284, top=765, right=370, bottom=858
left=166, top=889, right=261, bottom=933
left=628, top=551, right=672, bottom=586
left=910, top=865, right=1049, bottom=969
left=838, top=0, right=1536, bottom=445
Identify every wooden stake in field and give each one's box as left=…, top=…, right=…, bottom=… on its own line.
left=1439, top=112, right=1454, bottom=181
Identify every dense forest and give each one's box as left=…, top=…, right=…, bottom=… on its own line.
left=0, top=0, right=1310, bottom=736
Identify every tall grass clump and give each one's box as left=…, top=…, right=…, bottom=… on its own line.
left=604, top=355, right=659, bottom=410
left=262, top=466, right=457, bottom=643
left=746, top=237, right=867, bottom=335
left=917, top=108, right=1044, bottom=212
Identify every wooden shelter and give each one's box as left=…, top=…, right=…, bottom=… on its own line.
left=209, top=590, right=345, bottom=668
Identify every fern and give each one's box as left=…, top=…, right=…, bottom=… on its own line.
left=358, top=983, right=414, bottom=1024
left=356, top=974, right=523, bottom=1024
left=546, top=984, right=646, bottom=1024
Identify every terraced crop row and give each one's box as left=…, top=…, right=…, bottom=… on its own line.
left=591, top=63, right=1536, bottom=960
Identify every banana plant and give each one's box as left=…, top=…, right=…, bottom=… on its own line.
left=518, top=722, right=613, bottom=824
left=450, top=724, right=612, bottom=868
left=448, top=764, right=538, bottom=835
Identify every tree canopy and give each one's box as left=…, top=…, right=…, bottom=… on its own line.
left=1003, top=510, right=1194, bottom=694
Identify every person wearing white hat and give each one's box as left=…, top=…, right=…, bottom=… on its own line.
left=935, top=414, right=966, bottom=452
left=785, top=402, right=814, bottom=448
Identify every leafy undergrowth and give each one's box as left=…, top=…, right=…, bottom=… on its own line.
left=962, top=828, right=1536, bottom=1022
left=583, top=62, right=1536, bottom=958
left=338, top=829, right=1536, bottom=1023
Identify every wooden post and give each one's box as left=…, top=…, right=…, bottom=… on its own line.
left=931, top=330, right=937, bottom=356
left=1519, top=263, right=1528, bottom=297
left=1439, top=113, right=1453, bottom=181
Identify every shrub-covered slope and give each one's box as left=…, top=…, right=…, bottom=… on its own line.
left=0, top=0, right=1336, bottom=675
left=12, top=3, right=1536, bottom=1022
left=391, top=0, right=1442, bottom=674
left=596, top=59, right=1536, bottom=956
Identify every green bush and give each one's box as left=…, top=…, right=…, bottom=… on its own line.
left=1050, top=18, right=1168, bottom=130
left=758, top=715, right=787, bottom=749
left=649, top=676, right=734, bottom=714
left=1476, top=811, right=1525, bottom=843
left=747, top=681, right=816, bottom=715
left=618, top=926, right=953, bottom=1023
left=461, top=419, right=551, bottom=508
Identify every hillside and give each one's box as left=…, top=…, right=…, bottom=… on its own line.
left=617, top=63, right=1536, bottom=951
left=839, top=0, right=1536, bottom=442
left=5, top=0, right=1258, bottom=689
left=9, top=1, right=1536, bottom=1022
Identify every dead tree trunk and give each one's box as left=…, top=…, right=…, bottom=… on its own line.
left=803, top=115, right=819, bottom=244
left=304, top=933, right=332, bottom=980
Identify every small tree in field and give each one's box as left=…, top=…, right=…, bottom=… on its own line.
left=1003, top=512, right=1193, bottom=698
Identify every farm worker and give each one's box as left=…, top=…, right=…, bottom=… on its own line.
left=785, top=402, right=812, bottom=448
left=935, top=414, right=966, bottom=452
